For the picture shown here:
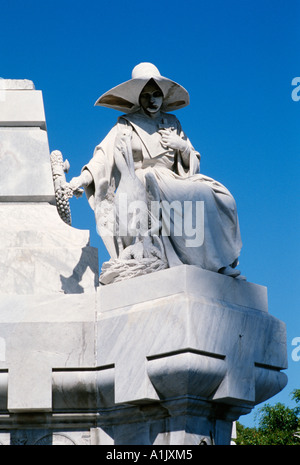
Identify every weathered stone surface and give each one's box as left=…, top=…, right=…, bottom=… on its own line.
left=0, top=203, right=99, bottom=294
left=0, top=266, right=288, bottom=444
left=0, top=128, right=55, bottom=202
left=97, top=267, right=287, bottom=410
left=0, top=203, right=89, bottom=248
left=99, top=265, right=268, bottom=313
left=0, top=293, right=96, bottom=412
left=0, top=79, right=35, bottom=90
left=0, top=89, right=46, bottom=128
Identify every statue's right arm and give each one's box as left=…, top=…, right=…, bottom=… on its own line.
left=69, top=123, right=119, bottom=196
left=69, top=169, right=93, bottom=191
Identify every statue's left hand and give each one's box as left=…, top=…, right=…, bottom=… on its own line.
left=159, top=129, right=188, bottom=152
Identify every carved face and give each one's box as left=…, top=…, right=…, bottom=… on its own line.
left=139, top=80, right=163, bottom=116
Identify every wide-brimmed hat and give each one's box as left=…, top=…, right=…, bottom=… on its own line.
left=94, top=62, right=190, bottom=113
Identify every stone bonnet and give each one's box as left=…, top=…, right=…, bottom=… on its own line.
left=94, top=62, right=190, bottom=113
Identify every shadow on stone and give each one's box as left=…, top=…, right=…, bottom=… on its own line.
left=60, top=246, right=99, bottom=294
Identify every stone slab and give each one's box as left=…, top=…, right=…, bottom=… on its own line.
left=0, top=245, right=99, bottom=295
left=97, top=267, right=287, bottom=408
left=0, top=293, right=97, bottom=326
left=0, top=265, right=287, bottom=442
left=0, top=203, right=99, bottom=294
left=0, top=293, right=97, bottom=412
left=0, top=79, right=35, bottom=90
left=0, top=428, right=91, bottom=446
left=8, top=364, right=52, bottom=412
left=99, top=265, right=268, bottom=313
left=0, top=89, right=46, bottom=128
left=0, top=203, right=91, bottom=248
left=0, top=128, right=55, bottom=202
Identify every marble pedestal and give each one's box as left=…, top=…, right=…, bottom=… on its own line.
left=0, top=79, right=288, bottom=445
left=93, top=266, right=287, bottom=445
left=0, top=265, right=287, bottom=445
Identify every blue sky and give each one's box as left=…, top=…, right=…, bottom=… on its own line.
left=1, top=0, right=299, bottom=428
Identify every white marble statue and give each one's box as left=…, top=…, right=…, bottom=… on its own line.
left=69, top=63, right=243, bottom=283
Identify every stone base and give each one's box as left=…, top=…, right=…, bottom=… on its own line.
left=93, top=266, right=287, bottom=444
left=0, top=203, right=99, bottom=294
left=0, top=266, right=287, bottom=445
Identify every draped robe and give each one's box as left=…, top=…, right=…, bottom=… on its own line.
left=83, top=110, right=242, bottom=273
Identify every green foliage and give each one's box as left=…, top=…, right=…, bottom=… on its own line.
left=236, top=390, right=300, bottom=445
left=258, top=403, right=299, bottom=432
left=291, top=389, right=300, bottom=404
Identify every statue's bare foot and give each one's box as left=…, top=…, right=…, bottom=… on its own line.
left=218, top=265, right=246, bottom=280
left=218, top=266, right=241, bottom=278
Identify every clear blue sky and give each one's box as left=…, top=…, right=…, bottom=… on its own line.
left=1, top=0, right=299, bottom=427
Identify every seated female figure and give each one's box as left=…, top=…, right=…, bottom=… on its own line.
left=69, top=63, right=243, bottom=282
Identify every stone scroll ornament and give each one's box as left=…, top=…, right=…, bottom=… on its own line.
left=66, top=63, right=245, bottom=284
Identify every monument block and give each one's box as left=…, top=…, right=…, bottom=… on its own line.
left=93, top=266, right=287, bottom=444
left=0, top=73, right=288, bottom=445
left=0, top=79, right=54, bottom=202
left=0, top=80, right=46, bottom=128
